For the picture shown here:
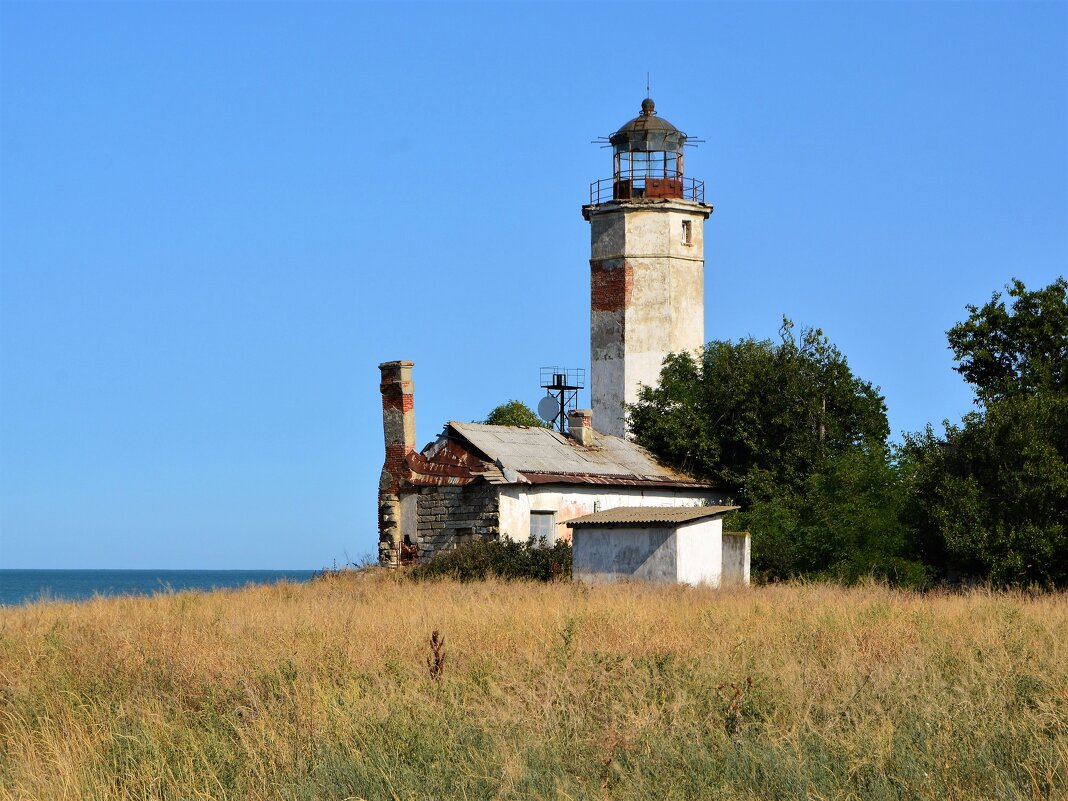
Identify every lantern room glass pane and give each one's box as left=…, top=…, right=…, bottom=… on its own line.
left=616, top=149, right=684, bottom=182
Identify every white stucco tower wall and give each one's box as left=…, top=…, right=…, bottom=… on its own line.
left=583, top=198, right=712, bottom=438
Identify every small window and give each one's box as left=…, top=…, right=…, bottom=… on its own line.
left=530, top=511, right=556, bottom=545
left=682, top=220, right=693, bottom=245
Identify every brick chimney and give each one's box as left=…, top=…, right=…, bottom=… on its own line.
left=567, top=408, right=594, bottom=446
left=379, top=360, right=416, bottom=483
left=378, top=360, right=415, bottom=566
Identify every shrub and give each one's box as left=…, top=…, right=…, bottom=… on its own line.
left=410, top=537, right=571, bottom=582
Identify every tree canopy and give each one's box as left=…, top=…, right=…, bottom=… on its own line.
left=629, top=319, right=889, bottom=502
left=629, top=320, right=910, bottom=583
left=947, top=277, right=1067, bottom=403
left=630, top=278, right=1068, bottom=587
left=899, top=394, right=1068, bottom=586
left=483, top=400, right=546, bottom=428
left=618, top=276, right=1068, bottom=586
left=900, top=277, right=1068, bottom=586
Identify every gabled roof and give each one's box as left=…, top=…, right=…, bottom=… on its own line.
left=568, top=505, right=738, bottom=527
left=440, top=421, right=711, bottom=489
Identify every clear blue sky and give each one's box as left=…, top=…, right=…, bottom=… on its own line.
left=2, top=2, right=1065, bottom=569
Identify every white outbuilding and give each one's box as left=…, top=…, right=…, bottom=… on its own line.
left=567, top=506, right=749, bottom=586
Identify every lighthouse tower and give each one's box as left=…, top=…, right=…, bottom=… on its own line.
left=583, top=98, right=713, bottom=438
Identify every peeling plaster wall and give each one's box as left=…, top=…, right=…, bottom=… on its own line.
left=588, top=200, right=711, bottom=438
left=497, top=485, right=724, bottom=544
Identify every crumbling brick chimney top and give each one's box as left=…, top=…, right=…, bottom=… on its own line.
left=379, top=360, right=416, bottom=490
left=567, top=408, right=594, bottom=447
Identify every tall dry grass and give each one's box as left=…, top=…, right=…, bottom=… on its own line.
left=1, top=574, right=1066, bottom=800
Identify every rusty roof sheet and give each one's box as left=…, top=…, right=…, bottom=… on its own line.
left=567, top=505, right=739, bottom=527
left=520, top=472, right=715, bottom=489
left=447, top=421, right=702, bottom=485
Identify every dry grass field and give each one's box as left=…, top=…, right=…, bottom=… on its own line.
left=1, top=573, right=1066, bottom=800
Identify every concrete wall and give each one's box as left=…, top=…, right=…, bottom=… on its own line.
left=587, top=199, right=712, bottom=438
left=675, top=518, right=722, bottom=586
left=572, top=526, right=678, bottom=584
left=497, top=485, right=725, bottom=544
left=721, top=532, right=751, bottom=585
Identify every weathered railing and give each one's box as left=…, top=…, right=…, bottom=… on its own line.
left=588, top=176, right=705, bottom=205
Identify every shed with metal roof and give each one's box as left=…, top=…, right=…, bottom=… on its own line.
left=568, top=504, right=749, bottom=586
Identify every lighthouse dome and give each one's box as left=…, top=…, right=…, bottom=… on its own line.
left=609, top=98, right=687, bottom=152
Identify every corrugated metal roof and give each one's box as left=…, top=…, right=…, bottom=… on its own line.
left=448, top=421, right=699, bottom=484
left=567, top=505, right=739, bottom=527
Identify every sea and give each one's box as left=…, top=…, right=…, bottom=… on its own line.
left=0, top=569, right=318, bottom=606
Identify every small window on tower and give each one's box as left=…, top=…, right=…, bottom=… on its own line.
left=682, top=220, right=693, bottom=245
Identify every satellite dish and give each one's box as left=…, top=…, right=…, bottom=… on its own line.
left=537, top=395, right=559, bottom=422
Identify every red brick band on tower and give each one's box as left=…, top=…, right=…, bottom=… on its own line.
left=590, top=261, right=634, bottom=312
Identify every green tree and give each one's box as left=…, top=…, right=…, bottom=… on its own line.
left=901, top=276, right=1068, bottom=586
left=483, top=400, right=546, bottom=427
left=629, top=319, right=889, bottom=500
left=746, top=447, right=928, bottom=585
left=947, top=277, right=1067, bottom=403
left=899, top=394, right=1068, bottom=586
left=630, top=320, right=918, bottom=583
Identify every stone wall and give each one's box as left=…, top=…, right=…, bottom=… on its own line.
left=377, top=489, right=402, bottom=567
left=415, top=484, right=501, bottom=560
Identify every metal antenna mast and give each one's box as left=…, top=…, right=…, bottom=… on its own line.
left=537, top=367, right=585, bottom=433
